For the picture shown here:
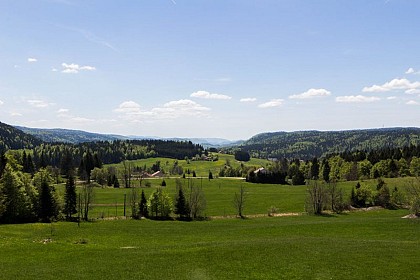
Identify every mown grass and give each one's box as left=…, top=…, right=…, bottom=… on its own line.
left=54, top=176, right=417, bottom=219
left=0, top=210, right=418, bottom=279
left=106, top=153, right=271, bottom=178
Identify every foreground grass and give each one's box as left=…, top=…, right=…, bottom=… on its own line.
left=0, top=210, right=418, bottom=279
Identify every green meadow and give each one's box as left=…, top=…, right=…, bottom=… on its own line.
left=0, top=210, right=418, bottom=279
left=56, top=176, right=418, bottom=219
left=3, top=154, right=420, bottom=279
left=106, top=153, right=270, bottom=178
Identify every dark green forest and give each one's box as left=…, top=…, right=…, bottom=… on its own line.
left=237, top=128, right=420, bottom=159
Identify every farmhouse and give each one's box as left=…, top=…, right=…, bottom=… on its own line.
left=254, top=167, right=267, bottom=174
left=151, top=170, right=164, bottom=177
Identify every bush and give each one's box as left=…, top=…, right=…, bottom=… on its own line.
left=351, top=183, right=374, bottom=208
left=234, top=150, right=250, bottom=162
left=267, top=206, right=279, bottom=217
left=305, top=181, right=327, bottom=215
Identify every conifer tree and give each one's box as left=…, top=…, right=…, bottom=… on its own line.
left=139, top=190, right=148, bottom=218
left=35, top=169, right=58, bottom=222
left=174, top=188, right=189, bottom=220
left=64, top=174, right=77, bottom=220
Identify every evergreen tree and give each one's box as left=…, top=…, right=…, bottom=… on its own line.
left=0, top=165, right=31, bottom=223
left=322, top=160, right=330, bottom=182
left=139, top=190, right=148, bottom=218
left=26, top=154, right=35, bottom=174
left=0, top=152, right=7, bottom=178
left=64, top=174, right=77, bottom=220
left=113, top=175, right=120, bottom=188
left=208, top=171, right=213, bottom=180
left=39, top=178, right=57, bottom=222
left=310, top=157, right=320, bottom=179
left=174, top=188, right=189, bottom=220
left=60, top=150, right=74, bottom=177
left=35, top=170, right=58, bottom=222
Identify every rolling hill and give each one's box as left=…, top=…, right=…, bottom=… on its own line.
left=14, top=126, right=128, bottom=144
left=14, top=126, right=240, bottom=147
left=0, top=122, right=43, bottom=151
left=237, top=128, right=420, bottom=159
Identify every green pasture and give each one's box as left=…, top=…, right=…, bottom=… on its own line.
left=106, top=153, right=270, bottom=177
left=55, top=176, right=418, bottom=219
left=0, top=210, right=418, bottom=279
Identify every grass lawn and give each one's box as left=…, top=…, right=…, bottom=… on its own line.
left=106, top=153, right=271, bottom=178
left=53, top=176, right=417, bottom=219
left=0, top=210, right=418, bottom=279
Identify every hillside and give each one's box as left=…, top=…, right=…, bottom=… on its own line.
left=238, top=128, right=420, bottom=159
left=0, top=122, right=43, bottom=151
left=15, top=126, right=240, bottom=147
left=15, top=126, right=128, bottom=144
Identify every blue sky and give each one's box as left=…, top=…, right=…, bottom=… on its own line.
left=0, top=0, right=419, bottom=140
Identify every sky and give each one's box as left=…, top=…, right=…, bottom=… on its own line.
left=0, top=0, right=419, bottom=140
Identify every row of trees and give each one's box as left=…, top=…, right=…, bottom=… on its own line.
left=305, top=178, right=420, bottom=216
left=129, top=179, right=207, bottom=220
left=242, top=154, right=420, bottom=185
left=0, top=151, right=96, bottom=224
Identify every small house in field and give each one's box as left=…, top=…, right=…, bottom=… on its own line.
left=254, top=167, right=267, bottom=174
left=141, top=172, right=153, bottom=178
left=151, top=171, right=164, bottom=178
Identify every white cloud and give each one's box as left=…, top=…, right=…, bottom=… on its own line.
left=61, top=63, right=96, bottom=74
left=113, top=101, right=141, bottom=114
left=27, top=99, right=55, bottom=108
left=51, top=68, right=58, bottom=72
left=114, top=99, right=210, bottom=121
left=27, top=58, right=38, bottom=63
left=387, top=96, right=397, bottom=100
left=163, top=99, right=210, bottom=112
left=190, top=90, right=232, bottom=100
left=289, top=88, right=331, bottom=99
left=258, top=99, right=284, bottom=108
left=405, top=89, right=420, bottom=95
left=240, top=97, right=257, bottom=102
left=406, top=100, right=419, bottom=105
left=57, top=108, right=69, bottom=113
left=335, top=95, right=381, bottom=103
left=11, top=112, right=23, bottom=117
left=0, top=100, right=3, bottom=106
left=362, top=78, right=420, bottom=93
left=406, top=68, right=415, bottom=74
left=406, top=67, right=420, bottom=75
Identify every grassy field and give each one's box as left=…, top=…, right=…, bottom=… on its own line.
left=54, top=176, right=417, bottom=219
left=0, top=210, right=418, bottom=279
left=106, top=153, right=271, bottom=178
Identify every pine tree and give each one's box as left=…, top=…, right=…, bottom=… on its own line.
left=139, top=190, right=148, bottom=218
left=322, top=160, right=330, bottom=182
left=64, top=174, right=77, bottom=220
left=174, top=188, right=189, bottom=220
left=310, top=157, right=320, bottom=179
left=0, top=165, right=29, bottom=223
left=34, top=169, right=58, bottom=222
left=113, top=175, right=120, bottom=188
left=39, top=178, right=57, bottom=222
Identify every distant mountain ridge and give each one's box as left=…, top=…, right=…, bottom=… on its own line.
left=14, top=126, right=128, bottom=143
left=4, top=123, right=420, bottom=160
left=14, top=126, right=240, bottom=148
left=238, top=127, right=420, bottom=159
